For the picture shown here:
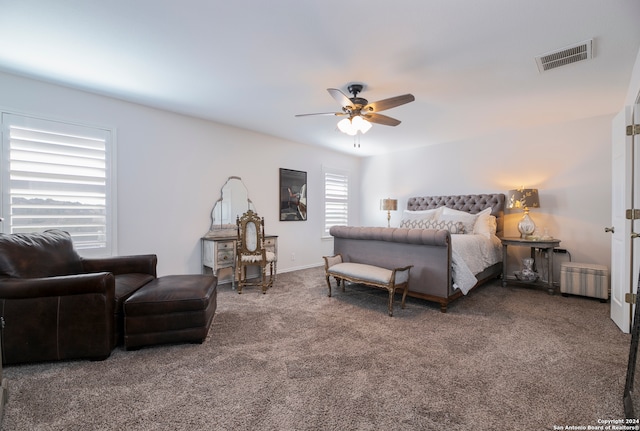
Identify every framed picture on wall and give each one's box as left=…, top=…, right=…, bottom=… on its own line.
left=279, top=168, right=307, bottom=221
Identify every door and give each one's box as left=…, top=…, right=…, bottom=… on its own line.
left=611, top=102, right=640, bottom=333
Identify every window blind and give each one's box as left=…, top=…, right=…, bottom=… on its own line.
left=2, top=113, right=112, bottom=254
left=324, top=170, right=349, bottom=236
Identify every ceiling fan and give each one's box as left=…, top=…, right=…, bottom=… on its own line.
left=295, top=84, right=415, bottom=136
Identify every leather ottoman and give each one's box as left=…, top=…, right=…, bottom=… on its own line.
left=123, top=275, right=217, bottom=350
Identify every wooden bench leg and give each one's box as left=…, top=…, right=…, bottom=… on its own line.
left=387, top=287, right=395, bottom=317
left=326, top=274, right=346, bottom=297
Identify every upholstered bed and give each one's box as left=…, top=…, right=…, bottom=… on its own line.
left=329, top=193, right=506, bottom=312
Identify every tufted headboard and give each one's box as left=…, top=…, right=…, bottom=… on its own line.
left=406, top=193, right=506, bottom=237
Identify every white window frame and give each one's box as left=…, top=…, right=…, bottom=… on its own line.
left=323, top=166, right=349, bottom=238
left=0, top=112, right=116, bottom=257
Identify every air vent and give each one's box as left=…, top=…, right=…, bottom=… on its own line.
left=535, top=39, right=593, bottom=73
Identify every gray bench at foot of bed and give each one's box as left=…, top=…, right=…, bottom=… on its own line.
left=322, top=254, right=412, bottom=317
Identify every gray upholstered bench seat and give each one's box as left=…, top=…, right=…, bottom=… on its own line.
left=323, top=254, right=412, bottom=316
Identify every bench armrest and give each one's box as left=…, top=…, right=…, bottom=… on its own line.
left=390, top=265, right=413, bottom=285
left=323, top=254, right=343, bottom=270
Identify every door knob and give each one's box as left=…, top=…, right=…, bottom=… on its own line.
left=605, top=227, right=615, bottom=233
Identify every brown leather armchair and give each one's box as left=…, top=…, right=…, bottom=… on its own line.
left=0, top=230, right=157, bottom=365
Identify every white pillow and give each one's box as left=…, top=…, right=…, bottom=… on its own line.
left=472, top=207, right=493, bottom=235
left=424, top=218, right=465, bottom=234
left=475, top=215, right=497, bottom=238
left=438, top=206, right=493, bottom=235
left=438, top=207, right=477, bottom=234
left=402, top=207, right=442, bottom=218
left=399, top=207, right=442, bottom=228
left=400, top=218, right=434, bottom=229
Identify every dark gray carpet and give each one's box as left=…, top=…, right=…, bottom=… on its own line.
left=1, top=267, right=631, bottom=430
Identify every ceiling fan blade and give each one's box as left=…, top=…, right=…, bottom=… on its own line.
left=362, top=112, right=401, bottom=126
left=363, top=94, right=415, bottom=113
left=327, top=88, right=354, bottom=109
left=295, top=112, right=345, bottom=117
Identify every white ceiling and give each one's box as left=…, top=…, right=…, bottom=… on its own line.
left=0, top=1, right=639, bottom=157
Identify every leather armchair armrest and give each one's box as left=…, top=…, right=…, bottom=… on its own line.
left=0, top=273, right=115, bottom=301
left=0, top=273, right=116, bottom=364
left=81, top=254, right=158, bottom=277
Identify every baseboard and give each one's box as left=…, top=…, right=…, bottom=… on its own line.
left=278, top=263, right=323, bottom=274
left=216, top=263, right=324, bottom=287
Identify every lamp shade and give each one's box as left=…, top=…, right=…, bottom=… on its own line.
left=507, top=188, right=540, bottom=210
left=380, top=198, right=398, bottom=211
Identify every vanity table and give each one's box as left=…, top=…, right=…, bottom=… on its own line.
left=201, top=234, right=277, bottom=287
left=201, top=176, right=278, bottom=287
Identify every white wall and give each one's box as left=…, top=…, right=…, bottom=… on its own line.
left=360, top=114, right=613, bottom=272
left=626, top=46, right=640, bottom=106
left=0, top=71, right=360, bottom=276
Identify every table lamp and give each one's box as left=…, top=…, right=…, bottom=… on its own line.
left=507, top=188, right=540, bottom=238
left=380, top=198, right=398, bottom=228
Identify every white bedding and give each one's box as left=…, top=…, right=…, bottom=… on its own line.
left=450, top=234, right=502, bottom=294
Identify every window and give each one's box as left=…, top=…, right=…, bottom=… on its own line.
left=1, top=113, right=114, bottom=256
left=323, top=168, right=349, bottom=237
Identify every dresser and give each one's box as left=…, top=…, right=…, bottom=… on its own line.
left=201, top=234, right=278, bottom=287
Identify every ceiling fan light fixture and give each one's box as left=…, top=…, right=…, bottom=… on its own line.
left=337, top=115, right=371, bottom=136
left=297, top=85, right=414, bottom=138
left=361, top=119, right=372, bottom=133
left=352, top=115, right=372, bottom=133
left=337, top=117, right=356, bottom=135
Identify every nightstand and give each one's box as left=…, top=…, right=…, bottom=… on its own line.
left=501, top=237, right=561, bottom=294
